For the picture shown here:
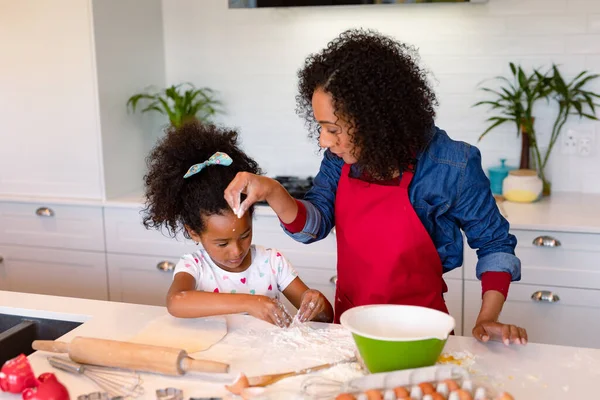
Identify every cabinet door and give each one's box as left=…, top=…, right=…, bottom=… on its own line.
left=445, top=278, right=463, bottom=336
left=0, top=245, right=107, bottom=300
left=106, top=253, right=175, bottom=307
left=104, top=207, right=197, bottom=257
left=0, top=0, right=103, bottom=199
left=464, top=280, right=600, bottom=349
left=0, top=202, right=105, bottom=252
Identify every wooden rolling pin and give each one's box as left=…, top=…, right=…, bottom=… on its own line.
left=32, top=336, right=229, bottom=375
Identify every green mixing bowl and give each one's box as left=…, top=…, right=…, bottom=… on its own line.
left=340, top=305, right=455, bottom=373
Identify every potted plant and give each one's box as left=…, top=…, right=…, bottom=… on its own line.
left=538, top=66, right=600, bottom=194
left=473, top=63, right=552, bottom=172
left=474, top=63, right=600, bottom=196
left=127, top=83, right=223, bottom=128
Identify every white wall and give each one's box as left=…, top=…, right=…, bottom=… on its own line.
left=92, top=0, right=166, bottom=199
left=162, top=0, right=600, bottom=193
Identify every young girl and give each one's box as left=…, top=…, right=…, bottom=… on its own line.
left=142, top=121, right=333, bottom=327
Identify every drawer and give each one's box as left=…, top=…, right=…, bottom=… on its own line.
left=0, top=244, right=108, bottom=300
left=464, top=280, right=600, bottom=348
left=464, top=229, right=600, bottom=290
left=106, top=253, right=175, bottom=306
left=0, top=201, right=104, bottom=251
left=104, top=207, right=197, bottom=257
left=252, top=215, right=337, bottom=269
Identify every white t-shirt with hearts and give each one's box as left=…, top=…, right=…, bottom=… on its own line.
left=172, top=245, right=298, bottom=300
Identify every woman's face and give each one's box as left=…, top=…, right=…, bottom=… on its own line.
left=312, top=87, right=358, bottom=164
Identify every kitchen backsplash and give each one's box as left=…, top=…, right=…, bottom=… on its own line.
left=162, top=0, right=600, bottom=193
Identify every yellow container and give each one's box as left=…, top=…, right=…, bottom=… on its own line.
left=502, top=169, right=543, bottom=203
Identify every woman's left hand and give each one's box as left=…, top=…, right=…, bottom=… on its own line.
left=472, top=321, right=528, bottom=345
left=296, top=290, right=329, bottom=323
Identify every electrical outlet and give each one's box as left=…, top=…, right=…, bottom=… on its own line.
left=561, top=129, right=578, bottom=155
left=577, top=131, right=595, bottom=157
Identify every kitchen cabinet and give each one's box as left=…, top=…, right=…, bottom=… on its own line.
left=464, top=280, right=600, bottom=348
left=0, top=201, right=105, bottom=252
left=463, top=226, right=600, bottom=348
left=445, top=278, right=463, bottom=336
left=104, top=207, right=197, bottom=257
left=0, top=245, right=108, bottom=300
left=0, top=0, right=165, bottom=200
left=106, top=253, right=175, bottom=307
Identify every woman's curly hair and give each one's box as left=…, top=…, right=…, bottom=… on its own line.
left=296, top=28, right=438, bottom=179
left=142, top=121, right=262, bottom=238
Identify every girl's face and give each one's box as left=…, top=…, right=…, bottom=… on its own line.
left=189, top=211, right=253, bottom=272
left=312, top=87, right=358, bottom=164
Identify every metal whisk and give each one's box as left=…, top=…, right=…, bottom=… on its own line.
left=48, top=356, right=144, bottom=398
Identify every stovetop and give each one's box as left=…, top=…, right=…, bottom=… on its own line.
left=257, top=176, right=313, bottom=205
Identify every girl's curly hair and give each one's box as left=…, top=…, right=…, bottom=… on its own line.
left=296, top=28, right=438, bottom=179
left=142, top=121, right=262, bottom=238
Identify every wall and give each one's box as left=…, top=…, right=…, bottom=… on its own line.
left=92, top=0, right=166, bottom=199
left=162, top=0, right=600, bottom=193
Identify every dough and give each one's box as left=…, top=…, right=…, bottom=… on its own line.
left=128, top=314, right=227, bottom=354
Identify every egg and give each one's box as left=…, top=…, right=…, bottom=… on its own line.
left=394, top=387, right=410, bottom=399
left=455, top=389, right=474, bottom=400
left=431, top=393, right=445, bottom=400
left=444, top=379, right=460, bottom=391
left=365, top=389, right=384, bottom=400
left=418, top=383, right=436, bottom=395
left=336, top=394, right=357, bottom=400
left=495, top=393, right=515, bottom=400
left=383, top=389, right=397, bottom=400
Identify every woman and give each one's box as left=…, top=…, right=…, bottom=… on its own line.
left=225, top=29, right=527, bottom=345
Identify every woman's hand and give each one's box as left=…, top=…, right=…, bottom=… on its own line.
left=224, top=172, right=278, bottom=218
left=224, top=172, right=299, bottom=223
left=296, top=289, right=333, bottom=323
left=247, top=295, right=292, bottom=328
left=473, top=321, right=528, bottom=345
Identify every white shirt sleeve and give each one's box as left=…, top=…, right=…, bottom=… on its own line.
left=271, top=248, right=298, bottom=292
left=172, top=252, right=203, bottom=288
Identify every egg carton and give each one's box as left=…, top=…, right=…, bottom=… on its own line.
left=301, top=365, right=513, bottom=400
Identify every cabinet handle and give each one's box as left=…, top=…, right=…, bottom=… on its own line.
left=532, top=235, right=561, bottom=248
left=156, top=261, right=175, bottom=272
left=35, top=207, right=55, bottom=217
left=330, top=275, right=337, bottom=286
left=0, top=256, right=3, bottom=263
left=531, top=290, right=560, bottom=303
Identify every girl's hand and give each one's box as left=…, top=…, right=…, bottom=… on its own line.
left=224, top=172, right=278, bottom=218
left=472, top=321, right=528, bottom=345
left=296, top=290, right=330, bottom=323
left=248, top=295, right=292, bottom=328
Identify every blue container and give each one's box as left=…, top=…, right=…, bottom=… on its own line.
left=488, top=159, right=515, bottom=195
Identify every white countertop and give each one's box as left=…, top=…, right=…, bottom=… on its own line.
left=4, top=191, right=600, bottom=233
left=1, top=291, right=599, bottom=400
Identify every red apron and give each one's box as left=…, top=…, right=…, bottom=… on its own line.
left=333, top=164, right=448, bottom=323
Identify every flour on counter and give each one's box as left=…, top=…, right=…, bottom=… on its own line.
left=218, top=319, right=363, bottom=379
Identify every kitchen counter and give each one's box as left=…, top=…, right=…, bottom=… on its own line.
left=1, top=291, right=599, bottom=399
left=5, top=190, right=600, bottom=233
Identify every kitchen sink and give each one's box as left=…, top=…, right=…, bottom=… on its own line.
left=0, top=314, right=82, bottom=366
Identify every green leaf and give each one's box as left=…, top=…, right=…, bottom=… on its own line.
left=478, top=117, right=511, bottom=141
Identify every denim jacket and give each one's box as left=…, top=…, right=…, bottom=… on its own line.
left=282, top=127, right=521, bottom=281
